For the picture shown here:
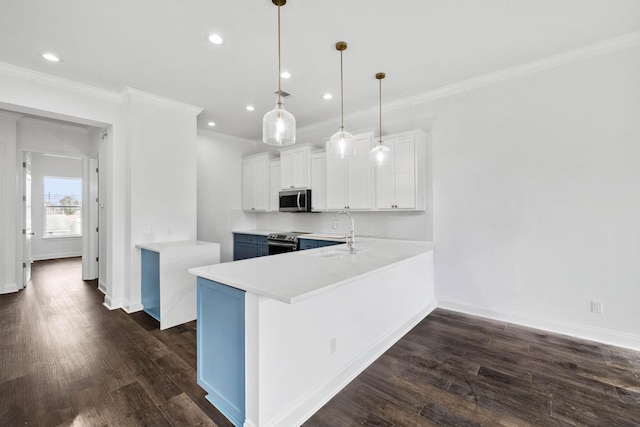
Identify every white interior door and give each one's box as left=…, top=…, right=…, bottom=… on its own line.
left=23, top=152, right=33, bottom=288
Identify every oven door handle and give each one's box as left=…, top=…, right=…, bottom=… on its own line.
left=297, top=191, right=301, bottom=210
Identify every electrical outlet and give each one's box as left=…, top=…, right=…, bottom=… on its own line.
left=329, top=337, right=337, bottom=354
left=591, top=300, right=603, bottom=314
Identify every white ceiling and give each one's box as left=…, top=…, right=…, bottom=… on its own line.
left=2, top=0, right=640, bottom=139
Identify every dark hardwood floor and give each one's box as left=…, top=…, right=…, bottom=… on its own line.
left=1, top=258, right=639, bottom=426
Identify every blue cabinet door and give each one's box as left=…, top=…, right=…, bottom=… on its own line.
left=298, top=239, right=318, bottom=250
left=197, top=278, right=245, bottom=427
left=141, top=249, right=160, bottom=321
left=318, top=240, right=342, bottom=248
left=233, top=242, right=258, bottom=261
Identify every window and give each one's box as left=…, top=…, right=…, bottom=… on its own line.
left=44, top=177, right=82, bottom=237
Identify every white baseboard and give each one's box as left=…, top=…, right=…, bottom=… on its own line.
left=103, top=295, right=122, bottom=310
left=438, top=300, right=640, bottom=352
left=123, top=301, right=144, bottom=313
left=0, top=282, right=19, bottom=294
left=270, top=301, right=437, bottom=427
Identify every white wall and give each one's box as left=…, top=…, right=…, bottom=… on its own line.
left=29, top=153, right=83, bottom=260
left=433, top=45, right=640, bottom=350
left=125, top=89, right=202, bottom=312
left=196, top=130, right=258, bottom=263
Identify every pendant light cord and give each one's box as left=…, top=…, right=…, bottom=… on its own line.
left=379, top=76, right=382, bottom=145
left=340, top=49, right=344, bottom=130
left=277, top=3, right=282, bottom=107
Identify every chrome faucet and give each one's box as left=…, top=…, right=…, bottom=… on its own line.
left=332, top=210, right=356, bottom=254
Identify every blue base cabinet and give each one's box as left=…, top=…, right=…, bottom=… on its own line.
left=197, top=278, right=245, bottom=427
left=233, top=233, right=269, bottom=261
left=298, top=238, right=342, bottom=251
left=141, top=249, right=160, bottom=321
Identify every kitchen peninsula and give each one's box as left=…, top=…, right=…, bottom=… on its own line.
left=189, top=238, right=435, bottom=427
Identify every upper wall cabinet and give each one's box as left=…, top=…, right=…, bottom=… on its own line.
left=374, top=130, right=426, bottom=210
left=326, top=132, right=374, bottom=210
left=310, top=152, right=327, bottom=211
left=280, top=146, right=317, bottom=190
left=242, top=153, right=275, bottom=212
left=269, top=159, right=281, bottom=212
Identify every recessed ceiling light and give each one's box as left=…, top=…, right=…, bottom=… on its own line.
left=42, top=53, right=60, bottom=62
left=246, top=105, right=255, bottom=111
left=322, top=93, right=333, bottom=100
left=208, top=121, right=216, bottom=127
left=208, top=34, right=224, bottom=45
left=280, top=71, right=291, bottom=79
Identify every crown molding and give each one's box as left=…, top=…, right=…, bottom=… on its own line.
left=407, top=31, right=640, bottom=109
left=120, top=87, right=203, bottom=115
left=0, top=110, right=23, bottom=121
left=299, top=31, right=640, bottom=138
left=0, top=61, right=121, bottom=103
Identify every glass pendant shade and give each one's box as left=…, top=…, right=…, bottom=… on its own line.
left=370, top=72, right=390, bottom=167
left=263, top=101, right=296, bottom=146
left=329, top=127, right=354, bottom=158
left=370, top=143, right=391, bottom=167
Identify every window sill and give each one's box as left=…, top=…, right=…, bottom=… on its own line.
left=41, top=235, right=83, bottom=241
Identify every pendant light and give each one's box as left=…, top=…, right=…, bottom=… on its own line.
left=263, top=0, right=296, bottom=146
left=370, top=72, right=391, bottom=167
left=329, top=42, right=355, bottom=158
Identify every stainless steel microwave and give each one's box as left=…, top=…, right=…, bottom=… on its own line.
left=279, top=189, right=312, bottom=212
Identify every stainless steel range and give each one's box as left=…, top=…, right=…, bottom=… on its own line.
left=267, top=232, right=310, bottom=255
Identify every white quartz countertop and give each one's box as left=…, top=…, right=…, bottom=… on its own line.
left=135, top=240, right=219, bottom=252
left=189, top=238, right=433, bottom=304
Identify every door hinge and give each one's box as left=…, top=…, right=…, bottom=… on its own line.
left=22, top=162, right=26, bottom=168
left=96, top=167, right=99, bottom=173
left=23, top=262, right=26, bottom=268
left=96, top=257, right=99, bottom=262
left=23, top=195, right=26, bottom=201
left=96, top=227, right=99, bottom=232
left=22, top=229, right=26, bottom=235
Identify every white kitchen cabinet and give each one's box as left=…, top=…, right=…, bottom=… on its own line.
left=280, top=146, right=315, bottom=190
left=269, top=159, right=281, bottom=212
left=242, top=153, right=274, bottom=212
left=310, top=152, right=327, bottom=210
left=374, top=130, right=426, bottom=210
left=326, top=132, right=374, bottom=210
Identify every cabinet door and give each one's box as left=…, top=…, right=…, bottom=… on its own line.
left=374, top=152, right=395, bottom=209
left=269, top=160, right=281, bottom=212
left=311, top=153, right=326, bottom=210
left=242, top=156, right=271, bottom=211
left=252, top=157, right=269, bottom=211
left=346, top=134, right=374, bottom=209
left=280, top=150, right=295, bottom=189
left=280, top=148, right=309, bottom=189
left=326, top=154, right=347, bottom=210
left=394, top=136, right=417, bottom=209
left=233, top=242, right=257, bottom=261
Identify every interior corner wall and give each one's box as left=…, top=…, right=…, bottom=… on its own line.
left=432, top=45, right=640, bottom=350
left=125, top=92, right=200, bottom=311
left=196, top=130, right=258, bottom=263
